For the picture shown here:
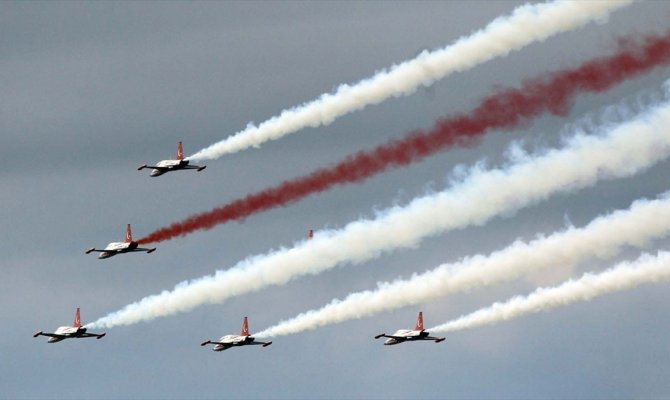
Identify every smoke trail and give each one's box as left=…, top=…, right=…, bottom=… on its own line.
left=430, top=251, right=670, bottom=334
left=254, top=194, right=670, bottom=338
left=188, top=0, right=632, bottom=161
left=141, top=30, right=670, bottom=244
left=88, top=98, right=670, bottom=329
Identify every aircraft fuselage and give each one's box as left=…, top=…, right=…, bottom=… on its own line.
left=383, top=329, right=429, bottom=345
left=97, top=241, right=139, bottom=259
left=47, top=326, right=87, bottom=342
left=150, top=159, right=190, bottom=177
left=211, top=335, right=255, bottom=351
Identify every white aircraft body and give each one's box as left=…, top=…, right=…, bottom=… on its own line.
left=374, top=312, right=445, bottom=345
left=33, top=308, right=106, bottom=343
left=138, top=141, right=206, bottom=177
left=86, top=224, right=156, bottom=259
left=201, top=317, right=272, bottom=352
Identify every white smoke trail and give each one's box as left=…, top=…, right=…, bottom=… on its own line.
left=254, top=195, right=670, bottom=338
left=88, top=98, right=670, bottom=330
left=187, top=0, right=632, bottom=161
left=430, top=251, right=670, bottom=334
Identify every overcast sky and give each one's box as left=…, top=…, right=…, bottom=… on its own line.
left=3, top=1, right=670, bottom=398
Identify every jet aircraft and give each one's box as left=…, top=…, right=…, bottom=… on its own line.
left=86, top=224, right=156, bottom=259
left=374, top=312, right=445, bottom=345
left=33, top=308, right=106, bottom=343
left=200, top=317, right=272, bottom=351
left=138, top=141, right=206, bottom=177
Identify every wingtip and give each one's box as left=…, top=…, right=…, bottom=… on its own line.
left=138, top=164, right=147, bottom=171
left=374, top=333, right=385, bottom=339
left=262, top=341, right=272, bottom=347
left=85, top=248, right=95, bottom=254
left=200, top=340, right=211, bottom=346
left=33, top=331, right=42, bottom=338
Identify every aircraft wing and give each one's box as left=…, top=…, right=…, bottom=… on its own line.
left=374, top=333, right=407, bottom=340
left=130, top=247, right=156, bottom=253
left=423, top=336, right=446, bottom=342
left=247, top=341, right=272, bottom=347
left=34, top=332, right=63, bottom=339
left=79, top=332, right=105, bottom=338
left=183, top=165, right=206, bottom=171
left=85, top=248, right=106, bottom=253
left=137, top=165, right=165, bottom=170
left=201, top=340, right=231, bottom=349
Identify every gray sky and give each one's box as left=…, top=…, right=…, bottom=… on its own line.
left=3, top=1, right=670, bottom=398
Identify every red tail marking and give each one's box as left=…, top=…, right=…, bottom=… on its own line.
left=73, top=308, right=81, bottom=328
left=177, top=141, right=184, bottom=160
left=415, top=311, right=424, bottom=331
left=241, top=316, right=250, bottom=336
left=308, top=229, right=313, bottom=240
left=125, top=224, right=133, bottom=243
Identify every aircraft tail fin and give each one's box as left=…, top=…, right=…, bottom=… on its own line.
left=177, top=141, right=184, bottom=160
left=415, top=311, right=424, bottom=331
left=125, top=224, right=132, bottom=243
left=241, top=316, right=250, bottom=336
left=73, top=308, right=81, bottom=328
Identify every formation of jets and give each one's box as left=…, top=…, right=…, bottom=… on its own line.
left=85, top=142, right=204, bottom=260
left=35, top=308, right=443, bottom=350
left=40, top=142, right=445, bottom=352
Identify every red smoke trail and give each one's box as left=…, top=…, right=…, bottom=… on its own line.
left=140, top=31, right=670, bottom=244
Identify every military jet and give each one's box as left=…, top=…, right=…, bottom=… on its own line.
left=374, top=312, right=445, bottom=345
left=138, top=141, right=206, bottom=177
left=86, top=224, right=156, bottom=259
left=33, top=308, right=105, bottom=343
left=201, top=317, right=272, bottom=351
